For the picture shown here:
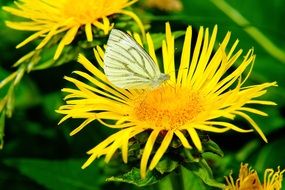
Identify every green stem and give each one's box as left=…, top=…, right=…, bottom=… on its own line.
left=211, top=0, right=285, bottom=63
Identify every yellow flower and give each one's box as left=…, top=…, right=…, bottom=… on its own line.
left=57, top=23, right=276, bottom=178
left=3, top=0, right=144, bottom=59
left=225, top=163, right=285, bottom=190
left=145, top=0, right=182, bottom=11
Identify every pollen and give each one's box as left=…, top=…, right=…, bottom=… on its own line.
left=133, top=86, right=204, bottom=129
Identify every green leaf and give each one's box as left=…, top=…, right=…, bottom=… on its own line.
left=155, top=156, right=179, bottom=174
left=106, top=167, right=166, bottom=187
left=3, top=159, right=106, bottom=190
left=183, top=159, right=225, bottom=188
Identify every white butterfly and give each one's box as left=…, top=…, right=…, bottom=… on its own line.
left=103, top=29, right=170, bottom=89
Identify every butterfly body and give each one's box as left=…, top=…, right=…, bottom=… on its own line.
left=104, top=29, right=169, bottom=89
left=150, top=73, right=170, bottom=88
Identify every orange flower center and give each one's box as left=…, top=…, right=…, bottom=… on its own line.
left=62, top=0, right=129, bottom=23
left=133, top=86, right=204, bottom=129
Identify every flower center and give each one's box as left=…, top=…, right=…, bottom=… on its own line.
left=132, top=86, right=204, bottom=129
left=62, top=0, right=128, bottom=23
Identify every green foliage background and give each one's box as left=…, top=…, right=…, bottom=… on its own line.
left=0, top=0, right=284, bottom=189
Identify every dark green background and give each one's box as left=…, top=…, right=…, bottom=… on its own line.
left=0, top=0, right=284, bottom=189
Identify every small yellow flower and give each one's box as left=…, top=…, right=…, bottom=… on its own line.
left=57, top=23, right=276, bottom=178
left=3, top=0, right=144, bottom=59
left=225, top=163, right=285, bottom=190
left=145, top=0, right=182, bottom=11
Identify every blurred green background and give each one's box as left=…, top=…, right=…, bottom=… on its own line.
left=0, top=0, right=284, bottom=189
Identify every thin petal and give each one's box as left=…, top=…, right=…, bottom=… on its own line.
left=149, top=130, right=174, bottom=170
left=70, top=118, right=95, bottom=136
left=247, top=100, right=277, bottom=106
left=0, top=72, right=17, bottom=89
left=233, top=111, right=267, bottom=143
left=204, top=121, right=253, bottom=133
left=238, top=107, right=268, bottom=116
left=163, top=22, right=176, bottom=82
left=174, top=130, right=192, bottom=148
left=118, top=10, right=145, bottom=37
left=73, top=71, right=130, bottom=102
left=16, top=29, right=49, bottom=48
left=146, top=32, right=158, bottom=64
left=85, top=23, right=93, bottom=41
left=13, top=50, right=36, bottom=67
left=121, top=127, right=144, bottom=163
left=54, top=26, right=79, bottom=59
left=93, top=46, right=105, bottom=68
left=133, top=32, right=143, bottom=46
left=77, top=54, right=133, bottom=99
left=82, top=130, right=129, bottom=168
left=187, top=128, right=202, bottom=151
left=36, top=26, right=57, bottom=49
left=191, top=27, right=209, bottom=89
left=180, top=124, right=230, bottom=133
left=102, top=17, right=111, bottom=34
left=140, top=129, right=160, bottom=178
left=104, top=128, right=133, bottom=163
left=186, top=26, right=204, bottom=86
left=178, top=26, right=192, bottom=86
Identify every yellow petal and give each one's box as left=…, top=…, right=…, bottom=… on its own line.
left=118, top=10, right=145, bottom=37
left=54, top=26, right=79, bottom=59
left=146, top=32, right=158, bottom=64
left=234, top=111, right=267, bottom=143
left=140, top=129, right=160, bottom=178
left=178, top=25, right=192, bottom=86
left=187, top=26, right=204, bottom=86
left=149, top=130, right=174, bottom=170
left=187, top=128, right=202, bottom=151
left=174, top=130, right=192, bottom=148
left=204, top=121, right=253, bottom=133
left=16, top=29, right=48, bottom=48
left=85, top=23, right=93, bottom=42
left=36, top=27, right=57, bottom=49
left=70, top=118, right=95, bottom=136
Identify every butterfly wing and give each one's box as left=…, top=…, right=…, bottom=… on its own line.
left=103, top=29, right=162, bottom=89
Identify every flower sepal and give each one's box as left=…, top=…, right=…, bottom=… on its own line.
left=155, top=156, right=179, bottom=174
left=178, top=139, right=225, bottom=189
left=183, top=158, right=225, bottom=189
left=203, top=139, right=224, bottom=157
